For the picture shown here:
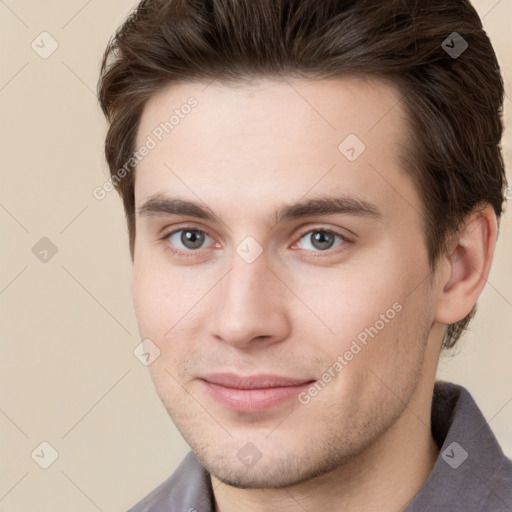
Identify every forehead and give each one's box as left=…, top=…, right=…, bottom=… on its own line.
left=134, top=76, right=420, bottom=224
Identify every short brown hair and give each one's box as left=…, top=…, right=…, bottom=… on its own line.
left=98, top=0, right=506, bottom=349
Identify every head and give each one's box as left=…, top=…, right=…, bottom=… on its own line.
left=98, top=0, right=505, bottom=489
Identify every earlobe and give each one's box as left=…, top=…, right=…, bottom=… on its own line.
left=435, top=204, right=497, bottom=325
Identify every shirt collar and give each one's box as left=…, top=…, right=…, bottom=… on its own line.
left=406, top=380, right=512, bottom=511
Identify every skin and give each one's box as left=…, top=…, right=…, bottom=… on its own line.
left=131, top=76, right=497, bottom=512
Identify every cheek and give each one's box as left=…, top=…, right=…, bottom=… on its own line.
left=131, top=259, right=213, bottom=370
left=288, top=232, right=425, bottom=341
left=132, top=263, right=167, bottom=337
left=291, top=270, right=406, bottom=345
left=288, top=255, right=429, bottom=381
left=132, top=254, right=193, bottom=332
left=132, top=264, right=195, bottom=399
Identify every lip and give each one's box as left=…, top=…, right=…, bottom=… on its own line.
left=199, top=373, right=315, bottom=413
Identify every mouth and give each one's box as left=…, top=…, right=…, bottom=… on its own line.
left=199, top=373, right=315, bottom=413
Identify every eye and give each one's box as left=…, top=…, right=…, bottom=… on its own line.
left=167, top=229, right=214, bottom=251
left=296, top=230, right=347, bottom=252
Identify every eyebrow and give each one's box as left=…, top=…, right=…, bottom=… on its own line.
left=137, top=193, right=382, bottom=225
left=273, top=196, right=382, bottom=224
left=138, top=195, right=219, bottom=222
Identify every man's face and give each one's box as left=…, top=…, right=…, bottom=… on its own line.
left=132, top=77, right=440, bottom=488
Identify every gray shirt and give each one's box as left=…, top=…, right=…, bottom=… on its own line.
left=127, top=381, right=512, bottom=511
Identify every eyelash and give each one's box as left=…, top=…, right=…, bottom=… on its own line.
left=161, top=227, right=216, bottom=259
left=292, top=227, right=351, bottom=256
left=160, top=225, right=352, bottom=258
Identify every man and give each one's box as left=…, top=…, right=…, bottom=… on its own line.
left=98, top=0, right=512, bottom=510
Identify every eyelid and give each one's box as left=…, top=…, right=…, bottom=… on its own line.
left=288, top=226, right=354, bottom=257
left=161, top=224, right=219, bottom=256
left=293, top=225, right=354, bottom=244
left=160, top=223, right=354, bottom=256
left=161, top=222, right=213, bottom=240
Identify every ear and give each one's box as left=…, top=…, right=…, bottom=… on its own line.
left=435, top=204, right=498, bottom=325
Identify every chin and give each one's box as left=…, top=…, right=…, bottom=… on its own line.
left=200, top=446, right=354, bottom=490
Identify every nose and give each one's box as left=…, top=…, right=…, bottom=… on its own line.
left=207, top=253, right=291, bottom=350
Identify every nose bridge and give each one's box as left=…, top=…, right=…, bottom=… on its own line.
left=222, top=251, right=274, bottom=316
left=208, top=248, right=289, bottom=347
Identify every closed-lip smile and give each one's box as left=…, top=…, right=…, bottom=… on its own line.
left=199, top=373, right=315, bottom=412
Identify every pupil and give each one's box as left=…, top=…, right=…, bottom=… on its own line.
left=312, top=232, right=334, bottom=250
left=181, top=230, right=204, bottom=249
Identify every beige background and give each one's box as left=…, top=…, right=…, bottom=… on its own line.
left=0, top=1, right=511, bottom=511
